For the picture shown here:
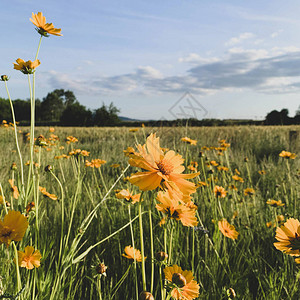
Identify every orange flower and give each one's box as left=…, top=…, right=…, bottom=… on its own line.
left=18, top=246, right=42, bottom=269
left=156, top=190, right=198, bottom=227
left=0, top=210, right=29, bottom=246
left=30, top=12, right=62, bottom=37
left=244, top=188, right=255, bottom=196
left=66, top=136, right=78, bottom=144
left=123, top=147, right=137, bottom=157
left=129, top=133, right=199, bottom=197
left=110, top=164, right=120, bottom=168
left=279, top=151, right=296, bottom=159
left=116, top=189, right=142, bottom=204
left=26, top=202, right=35, bottom=214
left=9, top=179, right=19, bottom=199
left=164, top=265, right=200, bottom=300
left=181, top=137, right=197, bottom=146
left=122, top=246, right=144, bottom=262
left=129, top=128, right=139, bottom=132
left=39, top=186, right=58, bottom=201
left=214, top=186, right=227, bottom=198
left=85, top=159, right=106, bottom=168
left=266, top=199, right=285, bottom=207
left=13, top=58, right=40, bottom=74
left=218, top=219, right=239, bottom=240
left=274, top=218, right=300, bottom=256
left=232, top=175, right=244, bottom=183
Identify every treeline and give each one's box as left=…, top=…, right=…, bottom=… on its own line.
left=264, top=108, right=300, bottom=125
left=0, top=89, right=120, bottom=126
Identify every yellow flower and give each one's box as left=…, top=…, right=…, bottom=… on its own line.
left=164, top=265, right=200, bottom=300
left=214, top=186, right=227, bottom=198
left=279, top=150, right=296, bottom=159
left=110, top=164, right=120, bottom=168
left=181, top=137, right=197, bottom=145
left=217, top=166, right=229, bottom=172
left=123, top=147, right=137, bottom=157
left=116, top=189, right=142, bottom=204
left=197, top=181, right=208, bottom=188
left=244, top=188, right=255, bottom=196
left=39, top=186, right=58, bottom=201
left=18, top=246, right=42, bottom=269
left=266, top=199, right=285, bottom=207
left=156, top=189, right=198, bottom=227
left=129, top=133, right=199, bottom=198
left=0, top=210, right=29, bottom=246
left=129, top=128, right=139, bottom=132
left=66, top=136, right=78, bottom=144
left=26, top=202, right=35, bottom=214
left=232, top=175, right=244, bottom=183
left=274, top=218, right=300, bottom=256
left=122, top=246, right=144, bottom=262
left=85, top=159, right=106, bottom=168
left=13, top=58, right=40, bottom=74
left=30, top=12, right=62, bottom=37
left=9, top=179, right=20, bottom=199
left=218, top=219, right=239, bottom=240
left=258, top=170, right=266, bottom=175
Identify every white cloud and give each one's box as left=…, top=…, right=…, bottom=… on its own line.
left=271, top=29, right=283, bottom=38
left=178, top=53, right=220, bottom=65
left=225, top=32, right=255, bottom=46
left=43, top=47, right=300, bottom=98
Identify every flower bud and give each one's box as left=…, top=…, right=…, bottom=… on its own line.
left=155, top=251, right=168, bottom=262
left=0, top=75, right=9, bottom=81
left=96, top=262, right=107, bottom=275
left=227, top=287, right=236, bottom=298
left=44, top=165, right=52, bottom=172
left=139, top=291, right=154, bottom=300
left=11, top=162, right=17, bottom=170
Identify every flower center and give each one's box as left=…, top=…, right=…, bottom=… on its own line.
left=156, top=160, right=173, bottom=175
left=291, top=232, right=300, bottom=250
left=172, top=273, right=187, bottom=288
left=1, top=226, right=13, bottom=238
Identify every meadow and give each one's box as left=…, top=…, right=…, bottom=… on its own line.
left=0, top=124, right=300, bottom=299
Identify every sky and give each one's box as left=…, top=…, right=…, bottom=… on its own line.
left=1, top=0, right=300, bottom=120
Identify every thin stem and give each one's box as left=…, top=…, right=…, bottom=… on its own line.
left=128, top=205, right=139, bottom=300
left=138, top=200, right=147, bottom=291
left=12, top=242, right=22, bottom=293
left=35, top=36, right=43, bottom=60
left=50, top=170, right=65, bottom=263
left=148, top=198, right=154, bottom=294
left=4, top=81, right=24, bottom=190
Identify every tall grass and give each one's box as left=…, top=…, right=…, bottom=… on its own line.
left=0, top=124, right=300, bottom=299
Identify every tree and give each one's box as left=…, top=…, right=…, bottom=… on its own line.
left=0, top=98, right=11, bottom=121
left=60, top=102, right=92, bottom=126
left=93, top=102, right=120, bottom=126
left=39, top=89, right=77, bottom=122
left=265, top=109, right=291, bottom=125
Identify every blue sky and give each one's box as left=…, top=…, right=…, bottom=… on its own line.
left=1, top=0, right=300, bottom=120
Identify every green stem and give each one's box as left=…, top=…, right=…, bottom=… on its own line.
left=138, top=200, right=147, bottom=291
left=128, top=205, right=139, bottom=300
left=35, top=36, right=43, bottom=60
left=50, top=170, right=65, bottom=263
left=4, top=81, right=24, bottom=191
left=159, top=265, right=165, bottom=300
left=148, top=198, right=154, bottom=294
left=12, top=242, right=22, bottom=293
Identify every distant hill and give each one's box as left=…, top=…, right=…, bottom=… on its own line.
left=119, top=116, right=143, bottom=122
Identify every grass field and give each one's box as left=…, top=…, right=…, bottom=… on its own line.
left=0, top=124, right=300, bottom=299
